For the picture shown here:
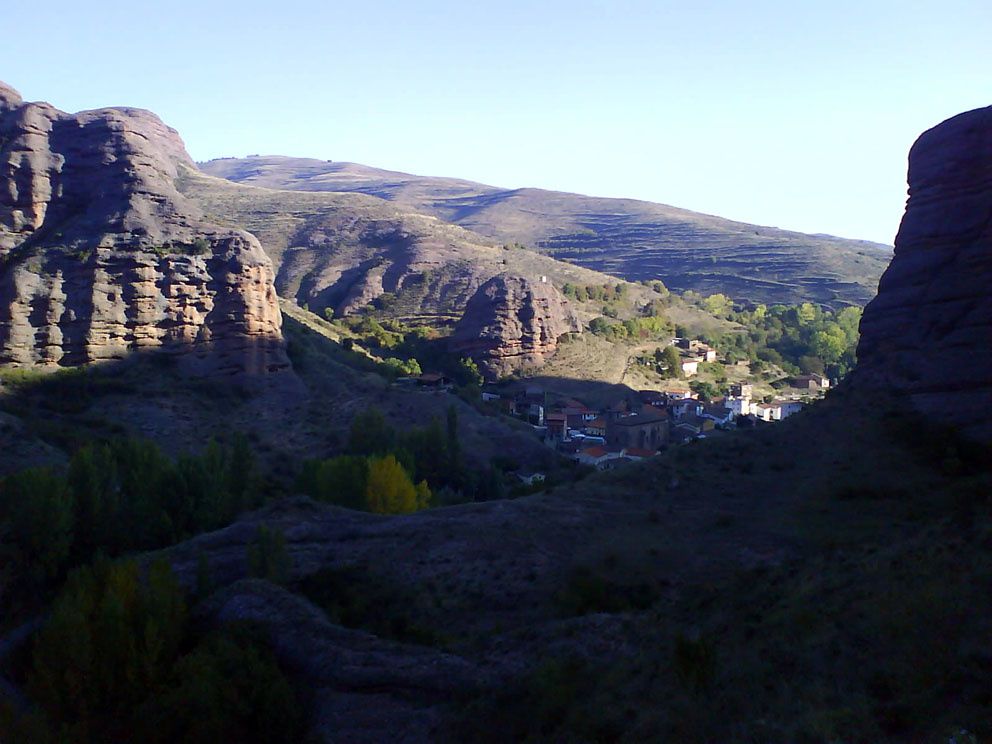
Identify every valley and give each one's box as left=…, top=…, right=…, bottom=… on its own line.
left=0, top=77, right=989, bottom=744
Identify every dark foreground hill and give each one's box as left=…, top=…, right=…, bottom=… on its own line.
left=202, top=156, right=892, bottom=308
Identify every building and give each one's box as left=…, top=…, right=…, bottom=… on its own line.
left=545, top=412, right=568, bottom=440
left=778, top=399, right=805, bottom=419
left=577, top=445, right=622, bottom=468
left=701, top=400, right=733, bottom=425
left=584, top=417, right=608, bottom=437
left=791, top=374, right=830, bottom=390
left=417, top=373, right=451, bottom=389
left=754, top=402, right=782, bottom=421
left=607, top=410, right=669, bottom=450
left=670, top=397, right=703, bottom=420
left=623, top=447, right=657, bottom=461
left=729, top=383, right=753, bottom=399
left=638, top=389, right=667, bottom=407
left=516, top=472, right=545, bottom=486
left=681, top=358, right=700, bottom=376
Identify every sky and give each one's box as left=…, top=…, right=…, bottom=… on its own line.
left=3, top=0, right=989, bottom=245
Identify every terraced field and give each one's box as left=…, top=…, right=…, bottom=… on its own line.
left=201, top=156, right=892, bottom=308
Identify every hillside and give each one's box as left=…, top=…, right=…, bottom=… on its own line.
left=178, top=167, right=653, bottom=322
left=201, top=156, right=892, bottom=308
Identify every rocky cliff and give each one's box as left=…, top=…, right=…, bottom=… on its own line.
left=450, top=274, right=581, bottom=379
left=0, top=81, right=289, bottom=378
left=856, top=105, right=992, bottom=441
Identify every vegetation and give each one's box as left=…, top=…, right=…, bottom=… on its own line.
left=0, top=435, right=260, bottom=608
left=3, top=558, right=303, bottom=744
left=707, top=299, right=863, bottom=378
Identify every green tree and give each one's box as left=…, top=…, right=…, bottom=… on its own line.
left=139, top=628, right=303, bottom=744
left=347, top=408, right=395, bottom=456
left=0, top=468, right=73, bottom=588
left=703, top=293, right=731, bottom=316
left=247, top=525, right=291, bottom=584
left=29, top=558, right=187, bottom=735
left=659, top=345, right=682, bottom=378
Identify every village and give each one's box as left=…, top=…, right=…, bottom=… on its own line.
left=394, top=333, right=832, bottom=478
left=476, top=335, right=832, bottom=473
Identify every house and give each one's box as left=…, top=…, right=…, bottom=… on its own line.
left=584, top=417, right=608, bottom=437
left=604, top=400, right=629, bottom=421
left=417, top=372, right=451, bottom=388
left=577, top=445, right=625, bottom=469
left=623, top=447, right=657, bottom=460
left=638, top=389, right=667, bottom=407
left=754, top=402, right=782, bottom=422
left=729, top=383, right=753, bottom=399
left=778, top=399, right=805, bottom=419
left=791, top=374, right=830, bottom=390
left=701, top=401, right=733, bottom=425
left=563, top=406, right=592, bottom=429
left=545, top=411, right=568, bottom=440
left=665, top=387, right=694, bottom=400
left=519, top=402, right=544, bottom=425
left=672, top=414, right=715, bottom=442
left=725, top=396, right=753, bottom=419
left=680, top=358, right=700, bottom=376
left=607, top=409, right=669, bottom=450
left=516, top=472, right=545, bottom=486
left=481, top=389, right=502, bottom=402
left=670, top=397, right=703, bottom=420
left=696, top=343, right=718, bottom=362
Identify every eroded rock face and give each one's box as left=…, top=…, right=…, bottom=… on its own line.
left=0, top=81, right=290, bottom=378
left=856, top=105, right=992, bottom=441
left=450, top=274, right=580, bottom=379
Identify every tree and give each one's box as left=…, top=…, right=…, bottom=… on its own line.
left=0, top=468, right=73, bottom=588
left=247, top=525, right=291, bottom=584
left=659, top=345, right=682, bottom=379
left=365, top=455, right=421, bottom=515
left=29, top=558, right=187, bottom=732
left=298, top=455, right=369, bottom=510
left=347, top=408, right=395, bottom=456
left=446, top=405, right=462, bottom=486
left=703, top=293, right=731, bottom=316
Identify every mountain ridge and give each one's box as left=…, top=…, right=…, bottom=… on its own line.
left=202, top=154, right=892, bottom=308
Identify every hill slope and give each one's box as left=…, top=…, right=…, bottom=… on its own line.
left=177, top=167, right=659, bottom=322
left=202, top=155, right=892, bottom=308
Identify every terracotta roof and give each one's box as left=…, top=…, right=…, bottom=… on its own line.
left=581, top=446, right=608, bottom=458
left=586, top=418, right=606, bottom=428
left=624, top=447, right=657, bottom=458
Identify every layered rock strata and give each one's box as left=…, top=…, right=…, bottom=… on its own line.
left=856, top=105, right=992, bottom=441
left=450, top=274, right=580, bottom=379
left=0, top=81, right=289, bottom=378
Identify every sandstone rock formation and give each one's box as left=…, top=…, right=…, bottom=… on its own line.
left=450, top=274, right=581, bottom=379
left=855, top=105, right=992, bottom=442
left=0, top=81, right=289, bottom=378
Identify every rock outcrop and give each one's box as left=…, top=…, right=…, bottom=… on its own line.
left=856, top=105, right=992, bottom=441
left=450, top=274, right=580, bottom=379
left=0, top=81, right=290, bottom=378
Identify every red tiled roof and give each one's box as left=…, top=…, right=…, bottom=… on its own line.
left=624, top=447, right=657, bottom=458
left=581, top=446, right=608, bottom=458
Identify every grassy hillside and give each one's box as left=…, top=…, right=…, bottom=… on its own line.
left=201, top=156, right=892, bottom=308
left=177, top=167, right=659, bottom=321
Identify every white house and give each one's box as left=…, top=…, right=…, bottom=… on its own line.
left=681, top=358, right=700, bottom=376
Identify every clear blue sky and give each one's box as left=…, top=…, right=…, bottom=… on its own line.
left=4, top=0, right=989, bottom=244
